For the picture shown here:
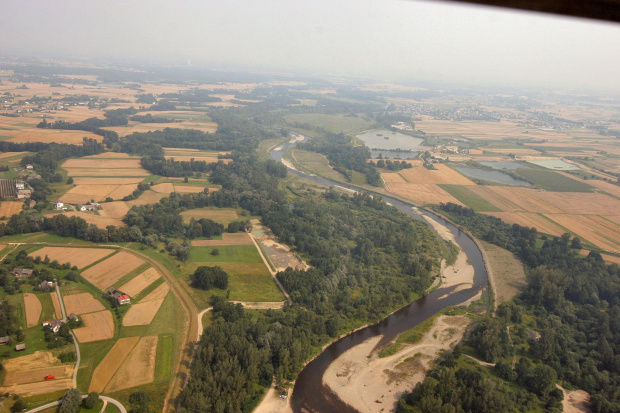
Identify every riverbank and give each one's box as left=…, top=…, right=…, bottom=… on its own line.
left=323, top=315, right=469, bottom=413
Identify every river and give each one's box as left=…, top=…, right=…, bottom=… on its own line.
left=270, top=138, right=488, bottom=413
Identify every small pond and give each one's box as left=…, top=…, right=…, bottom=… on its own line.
left=455, top=166, right=531, bottom=186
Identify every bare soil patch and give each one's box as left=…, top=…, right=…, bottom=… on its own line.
left=105, top=336, right=157, bottom=392
left=119, top=267, right=161, bottom=297
left=192, top=232, right=253, bottom=246
left=63, top=293, right=105, bottom=315
left=81, top=251, right=145, bottom=290
left=23, top=293, right=42, bottom=328
left=480, top=241, right=526, bottom=304
left=558, top=385, right=591, bottom=413
left=50, top=292, right=62, bottom=320
left=72, top=310, right=114, bottom=343
left=0, top=201, right=23, bottom=218
left=29, top=247, right=115, bottom=269
left=89, top=336, right=140, bottom=393
left=122, top=298, right=166, bottom=326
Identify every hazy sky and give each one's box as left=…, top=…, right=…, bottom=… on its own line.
left=2, top=0, right=620, bottom=92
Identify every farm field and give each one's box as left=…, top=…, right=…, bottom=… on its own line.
left=398, top=163, right=475, bottom=185
left=0, top=201, right=23, bottom=217
left=23, top=293, right=42, bottom=328
left=7, top=129, right=103, bottom=144
left=81, top=251, right=145, bottom=290
left=123, top=283, right=169, bottom=326
left=119, top=267, right=161, bottom=297
left=483, top=212, right=566, bottom=236
left=100, top=202, right=130, bottom=219
left=55, top=211, right=126, bottom=229
left=63, top=292, right=105, bottom=315
left=89, top=337, right=141, bottom=393
left=544, top=214, right=620, bottom=253
left=515, top=168, right=595, bottom=192
left=105, top=336, right=158, bottom=392
left=384, top=182, right=464, bottom=205
left=284, top=113, right=374, bottom=133
left=179, top=207, right=238, bottom=224
left=50, top=292, right=62, bottom=319
left=0, top=351, right=73, bottom=397
left=73, top=310, right=115, bottom=343
left=191, top=232, right=253, bottom=246
left=480, top=241, right=526, bottom=304
left=29, top=246, right=115, bottom=269
left=290, top=149, right=348, bottom=182
left=151, top=182, right=207, bottom=194
left=438, top=185, right=501, bottom=212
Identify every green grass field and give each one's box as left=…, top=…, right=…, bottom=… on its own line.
left=439, top=184, right=502, bottom=212
left=77, top=339, right=116, bottom=391
left=188, top=245, right=263, bottom=263
left=291, top=149, right=348, bottom=182
left=515, top=168, right=594, bottom=192
left=181, top=261, right=283, bottom=307
left=154, top=334, right=173, bottom=382
left=284, top=113, right=373, bottom=134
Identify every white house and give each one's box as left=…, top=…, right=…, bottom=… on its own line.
left=55, top=200, right=64, bottom=210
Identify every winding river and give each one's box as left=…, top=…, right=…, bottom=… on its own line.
left=270, top=138, right=488, bottom=413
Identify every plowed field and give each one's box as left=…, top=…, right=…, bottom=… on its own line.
left=81, top=251, right=145, bottom=290
left=63, top=293, right=105, bottom=315
left=29, top=247, right=114, bottom=269
left=72, top=310, right=114, bottom=343
left=105, top=336, right=157, bottom=392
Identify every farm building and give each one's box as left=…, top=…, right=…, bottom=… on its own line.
left=0, top=336, right=10, bottom=345
left=117, top=295, right=130, bottom=305
left=77, top=203, right=96, bottom=212
left=15, top=181, right=25, bottom=190
left=29, top=200, right=36, bottom=208
left=55, top=200, right=64, bottom=210
left=39, top=280, right=54, bottom=290
left=17, top=189, right=31, bottom=199
left=12, top=268, right=33, bottom=277
left=89, top=202, right=100, bottom=209
left=68, top=313, right=79, bottom=321
left=26, top=164, right=33, bottom=170
left=15, top=344, right=25, bottom=351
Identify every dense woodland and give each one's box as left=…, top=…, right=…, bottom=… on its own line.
left=397, top=203, right=620, bottom=413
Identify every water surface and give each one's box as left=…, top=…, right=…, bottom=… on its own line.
left=456, top=166, right=531, bottom=186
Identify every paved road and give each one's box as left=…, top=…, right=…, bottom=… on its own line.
left=24, top=395, right=126, bottom=413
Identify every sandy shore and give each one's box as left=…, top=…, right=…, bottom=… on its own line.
left=323, top=315, right=470, bottom=413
